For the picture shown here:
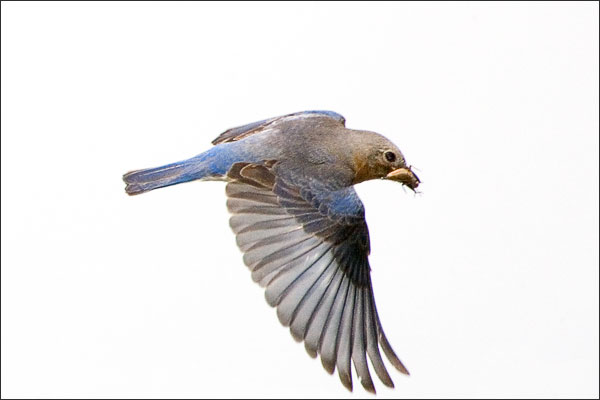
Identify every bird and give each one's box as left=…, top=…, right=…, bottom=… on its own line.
left=123, top=110, right=420, bottom=393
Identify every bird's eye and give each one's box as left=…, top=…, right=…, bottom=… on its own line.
left=384, top=151, right=396, bottom=162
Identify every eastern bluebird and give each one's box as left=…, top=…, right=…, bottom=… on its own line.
left=123, top=111, right=420, bottom=393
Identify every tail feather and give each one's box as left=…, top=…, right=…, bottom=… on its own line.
left=123, top=158, right=205, bottom=195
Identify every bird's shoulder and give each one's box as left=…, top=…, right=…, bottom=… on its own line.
left=227, top=160, right=365, bottom=222
left=211, top=110, right=346, bottom=145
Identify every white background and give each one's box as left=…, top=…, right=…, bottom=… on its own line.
left=1, top=2, right=598, bottom=398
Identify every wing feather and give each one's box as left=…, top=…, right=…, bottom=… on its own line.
left=319, top=275, right=351, bottom=375
left=303, top=268, right=345, bottom=359
left=352, top=289, right=376, bottom=393
left=224, top=161, right=408, bottom=392
left=336, top=282, right=356, bottom=391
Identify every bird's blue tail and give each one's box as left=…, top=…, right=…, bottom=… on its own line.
left=123, top=157, right=208, bottom=195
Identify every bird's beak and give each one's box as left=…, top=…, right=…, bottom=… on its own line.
left=386, top=167, right=421, bottom=191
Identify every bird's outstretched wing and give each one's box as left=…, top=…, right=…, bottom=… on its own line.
left=212, top=110, right=346, bottom=145
left=225, top=161, right=408, bottom=393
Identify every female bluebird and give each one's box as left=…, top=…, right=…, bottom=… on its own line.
left=123, top=111, right=419, bottom=393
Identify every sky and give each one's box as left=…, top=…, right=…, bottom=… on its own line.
left=1, top=2, right=598, bottom=398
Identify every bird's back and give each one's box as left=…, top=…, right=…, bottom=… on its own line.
left=211, top=110, right=346, bottom=145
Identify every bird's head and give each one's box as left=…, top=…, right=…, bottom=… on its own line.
left=350, top=130, right=420, bottom=191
